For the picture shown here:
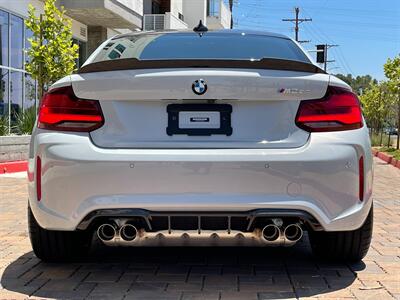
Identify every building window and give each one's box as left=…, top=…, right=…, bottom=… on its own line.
left=73, top=38, right=88, bottom=68
left=151, top=1, right=161, bottom=14
left=24, top=73, right=36, bottom=110
left=0, top=8, right=38, bottom=134
left=0, top=68, right=8, bottom=119
left=207, top=0, right=219, bottom=17
left=0, top=8, right=87, bottom=134
left=0, top=10, right=8, bottom=67
left=10, top=15, right=23, bottom=69
left=10, top=70, right=23, bottom=126
left=25, top=28, right=33, bottom=63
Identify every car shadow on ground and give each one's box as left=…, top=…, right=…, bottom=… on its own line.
left=1, top=237, right=362, bottom=299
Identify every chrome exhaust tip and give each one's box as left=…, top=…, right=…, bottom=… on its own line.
left=97, top=223, right=116, bottom=242
left=119, top=224, right=138, bottom=241
left=283, top=224, right=303, bottom=242
left=262, top=224, right=280, bottom=242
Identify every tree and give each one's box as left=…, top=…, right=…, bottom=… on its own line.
left=25, top=0, right=79, bottom=101
left=360, top=83, right=386, bottom=134
left=360, top=80, right=396, bottom=147
left=384, top=55, right=400, bottom=149
left=335, top=74, right=377, bottom=95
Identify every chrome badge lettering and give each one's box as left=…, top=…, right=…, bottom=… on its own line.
left=278, top=88, right=311, bottom=95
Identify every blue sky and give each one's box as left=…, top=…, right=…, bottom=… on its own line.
left=230, top=0, right=400, bottom=80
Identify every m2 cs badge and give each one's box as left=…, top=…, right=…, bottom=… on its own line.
left=278, top=88, right=311, bottom=95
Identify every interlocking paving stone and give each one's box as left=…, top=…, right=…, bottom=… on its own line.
left=0, top=157, right=399, bottom=299
left=136, top=274, right=187, bottom=283
left=125, top=290, right=182, bottom=300
left=258, top=291, right=297, bottom=299
left=166, top=282, right=203, bottom=292
left=181, top=291, right=220, bottom=300
left=220, top=291, right=258, bottom=299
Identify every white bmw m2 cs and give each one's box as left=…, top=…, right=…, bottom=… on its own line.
left=28, top=29, right=373, bottom=262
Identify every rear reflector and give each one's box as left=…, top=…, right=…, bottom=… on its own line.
left=36, top=156, right=41, bottom=201
left=295, top=86, right=363, bottom=132
left=38, top=86, right=104, bottom=132
left=359, top=156, right=364, bottom=201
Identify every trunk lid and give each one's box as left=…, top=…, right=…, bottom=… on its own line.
left=71, top=69, right=329, bottom=149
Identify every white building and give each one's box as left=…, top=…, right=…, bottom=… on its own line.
left=143, top=0, right=231, bottom=31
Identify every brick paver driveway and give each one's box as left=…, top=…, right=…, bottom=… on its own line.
left=0, top=158, right=399, bottom=299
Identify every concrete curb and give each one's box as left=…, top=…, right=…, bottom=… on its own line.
left=372, top=148, right=400, bottom=169
left=0, top=135, right=30, bottom=163
left=0, top=160, right=28, bottom=174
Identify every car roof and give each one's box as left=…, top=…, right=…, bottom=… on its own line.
left=113, top=29, right=290, bottom=40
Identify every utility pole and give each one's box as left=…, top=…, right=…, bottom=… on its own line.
left=282, top=7, right=312, bottom=43
left=323, top=44, right=339, bottom=72
left=309, top=44, right=339, bottom=72
left=229, top=0, right=233, bottom=29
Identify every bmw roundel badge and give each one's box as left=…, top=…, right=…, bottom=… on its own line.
left=192, top=79, right=207, bottom=95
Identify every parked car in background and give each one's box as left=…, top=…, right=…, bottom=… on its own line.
left=384, top=127, right=398, bottom=136
left=27, top=29, right=373, bottom=262
left=388, top=128, right=398, bottom=136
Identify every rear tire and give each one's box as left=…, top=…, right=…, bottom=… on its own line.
left=309, top=205, right=373, bottom=262
left=28, top=206, right=91, bottom=262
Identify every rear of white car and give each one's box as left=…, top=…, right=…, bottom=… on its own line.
left=27, top=30, right=373, bottom=262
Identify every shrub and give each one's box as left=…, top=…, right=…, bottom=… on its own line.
left=15, top=107, right=37, bottom=135
left=0, top=115, right=9, bottom=136
left=379, top=147, right=400, bottom=160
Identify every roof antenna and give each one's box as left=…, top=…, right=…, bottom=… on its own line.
left=193, top=20, right=208, bottom=37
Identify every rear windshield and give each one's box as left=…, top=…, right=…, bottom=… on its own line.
left=90, top=32, right=310, bottom=64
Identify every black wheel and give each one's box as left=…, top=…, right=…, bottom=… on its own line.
left=309, top=205, right=373, bottom=262
left=28, top=205, right=92, bottom=262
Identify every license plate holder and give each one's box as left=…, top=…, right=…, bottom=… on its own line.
left=167, top=104, right=232, bottom=136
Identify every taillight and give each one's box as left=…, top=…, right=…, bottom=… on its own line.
left=38, top=86, right=104, bottom=132
left=295, top=86, right=363, bottom=132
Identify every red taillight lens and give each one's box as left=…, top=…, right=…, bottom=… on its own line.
left=295, top=86, right=363, bottom=132
left=38, top=86, right=104, bottom=132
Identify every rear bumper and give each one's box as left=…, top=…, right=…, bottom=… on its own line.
left=28, top=127, right=373, bottom=232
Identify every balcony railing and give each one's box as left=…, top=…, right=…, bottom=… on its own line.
left=143, top=14, right=164, bottom=31
left=143, top=13, right=188, bottom=31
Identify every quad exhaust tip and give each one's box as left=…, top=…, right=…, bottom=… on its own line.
left=119, top=224, right=138, bottom=241
left=262, top=224, right=280, bottom=242
left=97, top=224, right=116, bottom=242
left=262, top=223, right=303, bottom=244
left=284, top=223, right=303, bottom=242
left=96, top=220, right=302, bottom=245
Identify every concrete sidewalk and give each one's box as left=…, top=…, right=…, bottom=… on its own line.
left=0, top=158, right=399, bottom=299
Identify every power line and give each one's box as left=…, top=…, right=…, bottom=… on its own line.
left=301, top=6, right=396, bottom=41
left=302, top=26, right=343, bottom=73
left=282, top=7, right=312, bottom=43
left=301, top=11, right=359, bottom=76
left=332, top=47, right=355, bottom=76
left=291, top=9, right=349, bottom=75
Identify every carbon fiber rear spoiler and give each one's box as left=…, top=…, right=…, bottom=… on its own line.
left=78, top=58, right=326, bottom=74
